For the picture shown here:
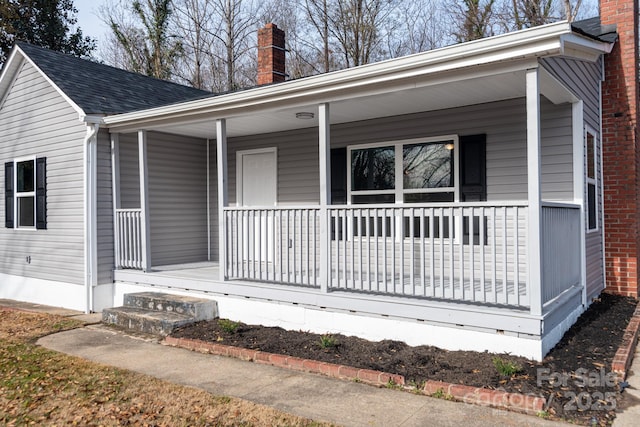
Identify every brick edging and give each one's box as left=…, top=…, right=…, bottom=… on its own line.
left=612, top=303, right=640, bottom=378
left=164, top=336, right=404, bottom=387
left=163, top=336, right=545, bottom=414
left=423, top=380, right=545, bottom=414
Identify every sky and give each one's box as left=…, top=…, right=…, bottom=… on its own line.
left=74, top=0, right=110, bottom=51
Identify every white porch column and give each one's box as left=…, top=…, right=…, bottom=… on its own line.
left=319, top=103, right=331, bottom=292
left=110, top=133, right=121, bottom=269
left=526, top=68, right=543, bottom=316
left=138, top=130, right=152, bottom=272
left=572, top=101, right=587, bottom=306
left=216, top=119, right=228, bottom=281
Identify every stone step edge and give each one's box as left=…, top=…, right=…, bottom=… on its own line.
left=163, top=336, right=545, bottom=415
left=612, top=302, right=640, bottom=379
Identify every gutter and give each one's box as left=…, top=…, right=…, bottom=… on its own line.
left=83, top=121, right=100, bottom=314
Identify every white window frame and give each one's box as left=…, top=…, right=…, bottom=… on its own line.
left=346, top=135, right=460, bottom=205
left=13, top=156, right=37, bottom=230
left=585, top=128, right=598, bottom=233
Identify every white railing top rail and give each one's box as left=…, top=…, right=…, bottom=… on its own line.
left=328, top=201, right=529, bottom=209
left=223, top=205, right=321, bottom=211
left=541, top=201, right=580, bottom=209
left=115, top=208, right=142, bottom=213
left=224, top=201, right=530, bottom=211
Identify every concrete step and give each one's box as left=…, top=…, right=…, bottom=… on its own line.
left=102, top=306, right=196, bottom=336
left=123, top=292, right=217, bottom=321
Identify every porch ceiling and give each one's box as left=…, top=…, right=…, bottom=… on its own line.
left=128, top=70, right=532, bottom=140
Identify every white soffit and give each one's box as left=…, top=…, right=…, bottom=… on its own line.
left=144, top=70, right=527, bottom=139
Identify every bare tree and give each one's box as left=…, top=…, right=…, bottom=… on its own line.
left=304, top=0, right=333, bottom=73
left=173, top=0, right=215, bottom=89
left=204, top=0, right=261, bottom=91
left=510, top=0, right=554, bottom=29
left=330, top=0, right=398, bottom=67
left=453, top=0, right=497, bottom=42
left=104, top=0, right=181, bottom=79
left=387, top=0, right=446, bottom=57
left=563, top=0, right=582, bottom=21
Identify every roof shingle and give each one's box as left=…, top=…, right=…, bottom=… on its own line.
left=16, top=42, right=213, bottom=115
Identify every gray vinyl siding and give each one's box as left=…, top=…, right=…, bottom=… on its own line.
left=96, top=129, right=114, bottom=284
left=0, top=60, right=85, bottom=285
left=118, top=131, right=211, bottom=266
left=543, top=57, right=605, bottom=298
left=228, top=97, right=574, bottom=204
left=117, top=133, right=140, bottom=209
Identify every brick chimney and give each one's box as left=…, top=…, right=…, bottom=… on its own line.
left=257, top=23, right=286, bottom=85
left=601, top=0, right=640, bottom=297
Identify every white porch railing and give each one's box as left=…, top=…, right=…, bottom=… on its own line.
left=327, top=203, right=528, bottom=306
left=115, top=209, right=143, bottom=269
left=222, top=202, right=530, bottom=307
left=114, top=202, right=580, bottom=309
left=541, top=203, right=581, bottom=304
left=223, top=207, right=321, bottom=286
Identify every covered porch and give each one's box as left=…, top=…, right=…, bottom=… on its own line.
left=103, top=22, right=608, bottom=358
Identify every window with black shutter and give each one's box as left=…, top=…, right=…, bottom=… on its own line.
left=4, top=157, right=46, bottom=229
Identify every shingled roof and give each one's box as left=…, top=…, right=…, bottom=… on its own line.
left=16, top=42, right=213, bottom=115
left=571, top=16, right=618, bottom=43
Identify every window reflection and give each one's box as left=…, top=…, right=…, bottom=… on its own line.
left=351, top=146, right=395, bottom=191
left=403, top=142, right=453, bottom=189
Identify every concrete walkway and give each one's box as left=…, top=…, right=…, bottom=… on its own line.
left=36, top=325, right=562, bottom=427
left=3, top=299, right=617, bottom=426
left=611, top=343, right=640, bottom=426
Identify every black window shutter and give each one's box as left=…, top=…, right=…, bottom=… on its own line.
left=460, top=135, right=487, bottom=244
left=330, top=147, right=347, bottom=204
left=35, top=157, right=46, bottom=230
left=5, top=162, right=13, bottom=228
left=459, top=134, right=487, bottom=202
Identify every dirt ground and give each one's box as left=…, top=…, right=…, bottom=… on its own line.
left=172, top=293, right=638, bottom=426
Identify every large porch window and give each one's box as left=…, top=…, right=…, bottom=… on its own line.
left=348, top=136, right=457, bottom=204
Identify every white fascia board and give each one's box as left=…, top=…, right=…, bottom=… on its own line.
left=15, top=45, right=86, bottom=120
left=560, top=33, right=614, bottom=60
left=104, top=21, right=580, bottom=130
left=0, top=49, right=24, bottom=110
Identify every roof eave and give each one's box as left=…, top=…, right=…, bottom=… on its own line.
left=103, top=21, right=611, bottom=131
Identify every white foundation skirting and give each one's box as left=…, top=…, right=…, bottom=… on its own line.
left=113, top=281, right=556, bottom=360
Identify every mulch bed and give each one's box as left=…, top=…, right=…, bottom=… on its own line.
left=171, top=293, right=638, bottom=425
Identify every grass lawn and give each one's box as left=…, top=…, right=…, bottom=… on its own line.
left=0, top=308, right=328, bottom=426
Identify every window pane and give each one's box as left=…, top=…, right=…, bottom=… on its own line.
left=587, top=133, right=595, bottom=179
left=18, top=197, right=34, bottom=227
left=588, top=183, right=596, bottom=230
left=17, top=160, right=34, bottom=193
left=351, top=146, right=395, bottom=191
left=404, top=192, right=454, bottom=203
left=403, top=142, right=453, bottom=189
left=352, top=194, right=395, bottom=204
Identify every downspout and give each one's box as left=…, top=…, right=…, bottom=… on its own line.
left=84, top=122, right=99, bottom=314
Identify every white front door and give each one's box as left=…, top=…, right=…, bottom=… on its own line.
left=237, top=148, right=277, bottom=264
